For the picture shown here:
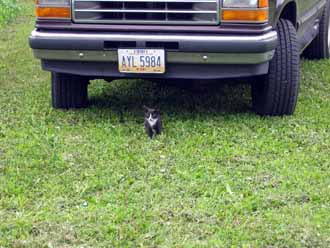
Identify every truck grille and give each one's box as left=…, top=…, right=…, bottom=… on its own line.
left=72, top=0, right=219, bottom=25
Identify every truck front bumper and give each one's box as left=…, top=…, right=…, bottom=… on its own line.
left=29, top=29, right=278, bottom=79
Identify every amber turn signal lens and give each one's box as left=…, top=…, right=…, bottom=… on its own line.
left=222, top=9, right=268, bottom=22
left=259, top=0, right=269, bottom=8
left=36, top=7, right=71, bottom=18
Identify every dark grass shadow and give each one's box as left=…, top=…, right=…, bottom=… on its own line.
left=86, top=78, right=255, bottom=122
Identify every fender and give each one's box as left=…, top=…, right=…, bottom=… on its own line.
left=271, top=0, right=298, bottom=27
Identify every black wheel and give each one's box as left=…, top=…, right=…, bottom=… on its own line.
left=303, top=1, right=330, bottom=59
left=252, top=19, right=300, bottom=116
left=51, top=72, right=89, bottom=109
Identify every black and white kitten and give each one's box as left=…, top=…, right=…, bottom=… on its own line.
left=143, top=106, right=162, bottom=139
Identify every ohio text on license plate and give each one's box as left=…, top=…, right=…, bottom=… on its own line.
left=118, top=49, right=165, bottom=74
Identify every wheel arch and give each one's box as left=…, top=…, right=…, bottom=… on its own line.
left=274, top=0, right=298, bottom=28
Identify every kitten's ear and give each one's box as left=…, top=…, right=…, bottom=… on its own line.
left=143, top=105, right=149, bottom=112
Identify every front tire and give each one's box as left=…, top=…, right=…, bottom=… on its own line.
left=51, top=72, right=89, bottom=109
left=252, top=19, right=300, bottom=116
left=303, top=0, right=330, bottom=59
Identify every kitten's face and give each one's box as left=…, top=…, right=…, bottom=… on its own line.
left=144, top=108, right=160, bottom=127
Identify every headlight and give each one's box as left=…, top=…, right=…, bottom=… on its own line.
left=38, top=0, right=70, bottom=6
left=222, top=0, right=269, bottom=23
left=223, top=0, right=259, bottom=8
left=35, top=0, right=71, bottom=19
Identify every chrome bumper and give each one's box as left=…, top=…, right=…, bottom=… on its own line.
left=29, top=29, right=278, bottom=65
left=32, top=49, right=275, bottom=65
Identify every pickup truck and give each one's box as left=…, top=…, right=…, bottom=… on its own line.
left=29, top=0, right=330, bottom=116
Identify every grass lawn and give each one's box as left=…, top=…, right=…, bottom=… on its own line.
left=1, top=1, right=330, bottom=247
left=0, top=0, right=20, bottom=26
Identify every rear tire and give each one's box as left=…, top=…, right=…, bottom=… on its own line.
left=303, top=0, right=330, bottom=59
left=252, top=19, right=300, bottom=116
left=51, top=72, right=89, bottom=109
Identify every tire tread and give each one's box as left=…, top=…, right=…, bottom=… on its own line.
left=252, top=19, right=300, bottom=116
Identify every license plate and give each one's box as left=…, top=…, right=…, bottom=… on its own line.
left=118, top=49, right=165, bottom=74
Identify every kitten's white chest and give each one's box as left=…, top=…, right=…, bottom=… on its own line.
left=147, top=114, right=158, bottom=127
